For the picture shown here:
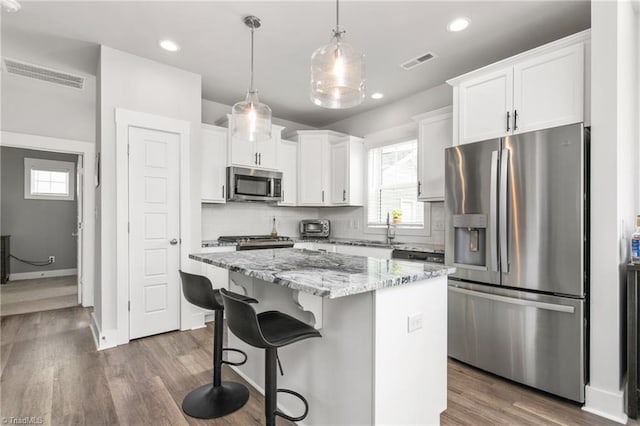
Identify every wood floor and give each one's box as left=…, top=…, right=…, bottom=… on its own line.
left=0, top=275, right=78, bottom=317
left=0, top=306, right=628, bottom=425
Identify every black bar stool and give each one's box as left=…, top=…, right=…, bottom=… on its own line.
left=179, top=270, right=258, bottom=419
left=220, top=288, right=322, bottom=426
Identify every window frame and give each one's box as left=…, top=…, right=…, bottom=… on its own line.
left=24, top=157, right=76, bottom=201
left=363, top=129, right=431, bottom=237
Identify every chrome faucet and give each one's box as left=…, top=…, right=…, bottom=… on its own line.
left=386, top=212, right=396, bottom=245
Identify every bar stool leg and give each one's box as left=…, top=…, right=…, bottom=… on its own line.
left=265, top=348, right=278, bottom=426
left=181, top=310, right=249, bottom=419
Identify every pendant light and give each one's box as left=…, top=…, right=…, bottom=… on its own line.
left=310, top=0, right=365, bottom=109
left=232, top=15, right=272, bottom=142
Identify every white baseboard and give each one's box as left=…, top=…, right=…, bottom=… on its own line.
left=583, top=384, right=628, bottom=424
left=90, top=311, right=118, bottom=351
left=9, top=268, right=78, bottom=281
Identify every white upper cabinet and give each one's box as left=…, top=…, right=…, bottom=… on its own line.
left=413, top=106, right=453, bottom=202
left=330, top=137, right=364, bottom=206
left=293, top=130, right=363, bottom=207
left=448, top=30, right=589, bottom=145
left=227, top=114, right=282, bottom=169
left=277, top=138, right=298, bottom=206
left=512, top=44, right=584, bottom=134
left=458, top=68, right=513, bottom=144
left=201, top=124, right=228, bottom=203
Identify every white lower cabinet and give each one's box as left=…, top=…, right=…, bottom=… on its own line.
left=334, top=244, right=392, bottom=259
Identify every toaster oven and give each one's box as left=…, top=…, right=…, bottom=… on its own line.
left=299, top=219, right=330, bottom=238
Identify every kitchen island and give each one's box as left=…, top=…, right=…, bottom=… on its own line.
left=190, top=248, right=453, bottom=425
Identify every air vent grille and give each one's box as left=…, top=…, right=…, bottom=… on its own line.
left=2, top=58, right=85, bottom=89
left=400, top=51, right=438, bottom=70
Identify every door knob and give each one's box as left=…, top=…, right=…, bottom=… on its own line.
left=170, top=239, right=178, bottom=245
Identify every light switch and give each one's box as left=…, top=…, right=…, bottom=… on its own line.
left=408, top=313, right=423, bottom=333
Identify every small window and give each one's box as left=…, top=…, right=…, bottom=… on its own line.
left=24, top=158, right=75, bottom=201
left=367, top=140, right=424, bottom=228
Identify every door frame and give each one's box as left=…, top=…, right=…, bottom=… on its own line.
left=114, top=109, right=191, bottom=345
left=0, top=131, right=95, bottom=307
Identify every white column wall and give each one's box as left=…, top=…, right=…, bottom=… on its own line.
left=586, top=1, right=639, bottom=423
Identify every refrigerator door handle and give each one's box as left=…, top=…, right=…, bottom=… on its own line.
left=449, top=286, right=576, bottom=313
left=500, top=148, right=510, bottom=273
left=490, top=150, right=499, bottom=272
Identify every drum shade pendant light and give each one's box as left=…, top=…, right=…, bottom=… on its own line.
left=232, top=15, right=272, bottom=142
left=310, top=0, right=365, bottom=109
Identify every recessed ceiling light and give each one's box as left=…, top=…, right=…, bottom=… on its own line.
left=371, top=92, right=384, bottom=100
left=1, top=0, right=21, bottom=12
left=447, top=17, right=470, bottom=32
left=159, top=39, right=180, bottom=52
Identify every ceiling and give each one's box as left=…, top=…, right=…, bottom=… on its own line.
left=1, top=1, right=590, bottom=127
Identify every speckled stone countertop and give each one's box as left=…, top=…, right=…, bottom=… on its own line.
left=190, top=248, right=454, bottom=299
left=295, top=238, right=445, bottom=254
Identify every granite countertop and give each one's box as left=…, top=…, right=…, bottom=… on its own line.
left=190, top=248, right=454, bottom=299
left=295, top=238, right=445, bottom=254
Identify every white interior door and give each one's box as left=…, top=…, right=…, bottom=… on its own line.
left=76, top=156, right=83, bottom=304
left=129, top=126, right=181, bottom=340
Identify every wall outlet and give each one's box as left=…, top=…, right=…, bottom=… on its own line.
left=49, top=256, right=55, bottom=264
left=434, top=220, right=444, bottom=231
left=407, top=313, right=423, bottom=333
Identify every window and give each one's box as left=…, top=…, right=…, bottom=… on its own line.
left=24, top=158, right=75, bottom=201
left=367, top=140, right=424, bottom=227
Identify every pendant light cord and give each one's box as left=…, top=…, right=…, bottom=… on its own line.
left=249, top=26, right=255, bottom=92
left=333, top=0, right=344, bottom=40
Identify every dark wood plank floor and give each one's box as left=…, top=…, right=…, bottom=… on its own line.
left=0, top=306, right=628, bottom=425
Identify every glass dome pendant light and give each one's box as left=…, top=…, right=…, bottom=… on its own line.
left=310, top=0, right=365, bottom=109
left=232, top=15, right=272, bottom=142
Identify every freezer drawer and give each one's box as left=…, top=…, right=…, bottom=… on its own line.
left=448, top=280, right=585, bottom=402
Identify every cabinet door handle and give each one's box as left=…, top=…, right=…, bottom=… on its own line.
left=222, top=185, right=225, bottom=199
left=418, top=181, right=422, bottom=196
left=255, top=152, right=258, bottom=164
left=322, top=190, right=325, bottom=203
left=258, top=153, right=261, bottom=165
left=514, top=110, right=518, bottom=131
left=343, top=189, right=346, bottom=202
left=506, top=111, right=511, bottom=132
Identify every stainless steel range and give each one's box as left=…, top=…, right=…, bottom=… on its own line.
left=218, top=235, right=295, bottom=251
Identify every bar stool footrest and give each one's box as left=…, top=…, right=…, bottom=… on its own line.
left=275, top=388, right=309, bottom=422
left=221, top=348, right=248, bottom=366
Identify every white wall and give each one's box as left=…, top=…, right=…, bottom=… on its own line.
left=95, top=45, right=202, bottom=340
left=202, top=203, right=318, bottom=240
left=324, top=84, right=452, bottom=137
left=585, top=1, right=640, bottom=422
left=0, top=71, right=96, bottom=143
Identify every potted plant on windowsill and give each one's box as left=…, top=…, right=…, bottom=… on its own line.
left=391, top=209, right=403, bottom=224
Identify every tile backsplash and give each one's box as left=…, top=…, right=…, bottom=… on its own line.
left=202, top=201, right=444, bottom=246
left=202, top=203, right=319, bottom=240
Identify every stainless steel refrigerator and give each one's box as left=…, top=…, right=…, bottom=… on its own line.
left=445, top=123, right=588, bottom=402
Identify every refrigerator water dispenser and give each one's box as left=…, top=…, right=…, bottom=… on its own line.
left=453, top=214, right=487, bottom=269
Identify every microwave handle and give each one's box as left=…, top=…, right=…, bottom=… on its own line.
left=270, top=178, right=275, bottom=196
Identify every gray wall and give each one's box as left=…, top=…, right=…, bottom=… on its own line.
left=0, top=147, right=78, bottom=274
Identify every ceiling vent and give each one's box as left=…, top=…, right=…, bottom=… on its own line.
left=400, top=51, right=438, bottom=70
left=2, top=58, right=85, bottom=89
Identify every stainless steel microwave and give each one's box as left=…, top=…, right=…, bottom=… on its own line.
left=299, top=219, right=331, bottom=238
left=227, top=166, right=283, bottom=202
